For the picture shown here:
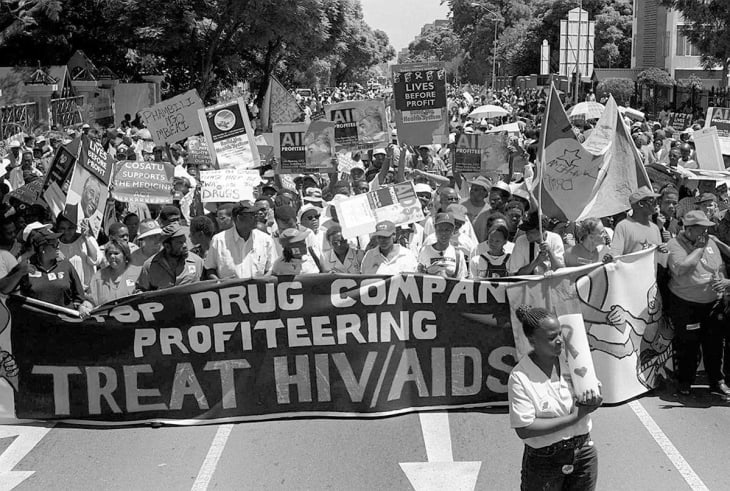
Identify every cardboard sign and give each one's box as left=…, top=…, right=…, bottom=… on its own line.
left=140, top=89, right=204, bottom=146
left=334, top=181, right=424, bottom=239
left=692, top=127, right=725, bottom=171
left=453, top=132, right=511, bottom=174
left=273, top=122, right=336, bottom=174
left=78, top=136, right=114, bottom=186
left=65, top=164, right=109, bottom=238
left=185, top=136, right=214, bottom=169
left=325, top=99, right=389, bottom=149
left=200, top=169, right=261, bottom=202
left=668, top=112, right=692, bottom=132
left=198, top=98, right=260, bottom=169
left=705, top=107, right=730, bottom=155
left=391, top=62, right=449, bottom=146
left=111, top=160, right=175, bottom=204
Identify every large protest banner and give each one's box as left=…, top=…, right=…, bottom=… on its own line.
left=335, top=181, right=425, bottom=240
left=391, top=62, right=449, bottom=146
left=273, top=122, right=337, bottom=174
left=200, top=169, right=261, bottom=202
left=199, top=98, right=260, bottom=170
left=453, top=132, right=511, bottom=174
left=139, top=90, right=204, bottom=146
left=111, top=160, right=174, bottom=204
left=325, top=100, right=389, bottom=150
left=704, top=107, right=730, bottom=155
left=0, top=251, right=667, bottom=424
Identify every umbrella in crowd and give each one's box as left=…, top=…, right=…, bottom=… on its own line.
left=468, top=104, right=510, bottom=120
left=567, top=101, right=605, bottom=121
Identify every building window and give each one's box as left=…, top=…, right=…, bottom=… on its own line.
left=676, top=26, right=701, bottom=57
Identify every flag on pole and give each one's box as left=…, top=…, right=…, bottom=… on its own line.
left=260, top=76, right=303, bottom=132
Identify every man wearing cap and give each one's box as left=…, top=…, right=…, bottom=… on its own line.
left=610, top=187, right=667, bottom=257
left=666, top=210, right=730, bottom=398
left=417, top=213, right=467, bottom=279
left=205, top=200, right=277, bottom=280
left=361, top=220, right=418, bottom=275
left=322, top=224, right=365, bottom=274
left=696, top=192, right=719, bottom=227
left=136, top=223, right=204, bottom=292
left=507, top=211, right=565, bottom=275
left=461, top=176, right=491, bottom=225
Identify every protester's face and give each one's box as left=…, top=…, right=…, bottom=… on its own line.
left=164, top=236, right=187, bottom=258
left=653, top=139, right=663, bottom=152
left=680, top=147, right=691, bottom=160
left=417, top=193, right=432, bottom=212
left=351, top=168, right=365, bottom=181
left=161, top=212, right=180, bottom=226
left=582, top=224, right=605, bottom=251
left=105, top=245, right=125, bottom=270
left=659, top=193, right=678, bottom=217
left=56, top=219, right=77, bottom=241
left=529, top=316, right=563, bottom=359
left=489, top=190, right=506, bottom=210
left=440, top=190, right=459, bottom=207
left=0, top=222, right=16, bottom=244
left=668, top=149, right=680, bottom=165
left=141, top=235, right=161, bottom=255
left=506, top=208, right=523, bottom=229
left=636, top=198, right=656, bottom=215
left=300, top=210, right=320, bottom=231
left=235, top=212, right=256, bottom=232
left=435, top=223, right=454, bottom=246
left=355, top=182, right=369, bottom=195
left=329, top=232, right=349, bottom=254
left=700, top=201, right=718, bottom=218
left=112, top=226, right=130, bottom=243
left=373, top=154, right=386, bottom=167
left=216, top=210, right=233, bottom=231
left=125, top=216, right=139, bottom=236
left=255, top=201, right=271, bottom=223
left=377, top=233, right=395, bottom=251
left=685, top=224, right=708, bottom=242
left=470, top=185, right=488, bottom=203
left=487, top=229, right=507, bottom=253
left=38, top=240, right=60, bottom=262
left=81, top=179, right=101, bottom=217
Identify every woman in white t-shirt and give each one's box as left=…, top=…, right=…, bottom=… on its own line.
left=508, top=305, right=602, bottom=490
left=470, top=223, right=512, bottom=279
left=417, top=213, right=466, bottom=279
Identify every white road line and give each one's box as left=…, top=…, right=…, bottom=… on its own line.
left=628, top=401, right=708, bottom=491
left=191, top=424, right=233, bottom=491
left=418, top=412, right=454, bottom=462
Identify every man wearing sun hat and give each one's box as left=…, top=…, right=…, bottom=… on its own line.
left=609, top=186, right=668, bottom=257
left=361, top=220, right=418, bottom=274
left=136, top=223, right=203, bottom=291
left=461, top=175, right=492, bottom=225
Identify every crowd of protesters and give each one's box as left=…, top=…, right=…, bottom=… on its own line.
left=0, top=80, right=729, bottom=489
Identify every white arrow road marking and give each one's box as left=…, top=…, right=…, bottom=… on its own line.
left=0, top=424, right=54, bottom=491
left=400, top=412, right=482, bottom=491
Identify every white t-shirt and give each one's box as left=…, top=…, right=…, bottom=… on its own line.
left=508, top=355, right=591, bottom=449
left=417, top=244, right=467, bottom=279
left=507, top=231, right=565, bottom=275
left=361, top=245, right=418, bottom=275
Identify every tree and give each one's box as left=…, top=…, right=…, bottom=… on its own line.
left=660, top=0, right=730, bottom=87
left=400, top=21, right=465, bottom=82
left=596, top=77, right=634, bottom=105
left=0, top=0, right=61, bottom=45
left=637, top=67, right=675, bottom=114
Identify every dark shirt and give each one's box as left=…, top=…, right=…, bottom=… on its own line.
left=136, top=251, right=203, bottom=292
left=19, top=258, right=86, bottom=308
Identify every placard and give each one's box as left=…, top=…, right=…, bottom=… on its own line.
left=705, top=107, right=730, bottom=155
left=391, top=62, right=449, bottom=146
left=111, top=160, right=175, bottom=204
left=140, top=89, right=204, bottom=145
left=185, top=136, right=214, bottom=169
left=692, top=127, right=725, bottom=171
left=667, top=112, right=692, bottom=132
left=200, top=169, right=261, bottom=202
left=198, top=98, right=261, bottom=169
left=334, top=181, right=424, bottom=239
left=325, top=99, right=389, bottom=149
left=273, top=122, right=336, bottom=174
left=452, top=132, right=511, bottom=173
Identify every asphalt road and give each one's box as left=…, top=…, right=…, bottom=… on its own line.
left=3, top=386, right=729, bottom=491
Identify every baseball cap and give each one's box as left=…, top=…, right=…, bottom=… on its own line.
left=30, top=228, right=61, bottom=248
left=234, top=200, right=261, bottom=215
left=434, top=212, right=455, bottom=227
left=446, top=204, right=467, bottom=223
left=696, top=192, right=717, bottom=204
left=415, top=183, right=433, bottom=196
left=470, top=175, right=492, bottom=191
left=161, top=222, right=186, bottom=242
left=683, top=210, right=714, bottom=227
left=81, top=123, right=91, bottom=130
left=629, top=186, right=661, bottom=204
left=136, top=221, right=163, bottom=241
left=372, top=220, right=396, bottom=237
left=21, top=222, right=52, bottom=242
left=372, top=148, right=387, bottom=156
left=278, top=228, right=309, bottom=248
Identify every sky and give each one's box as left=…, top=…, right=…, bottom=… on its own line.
left=360, top=0, right=451, bottom=54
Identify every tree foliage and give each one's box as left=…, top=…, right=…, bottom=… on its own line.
left=596, top=77, right=634, bottom=105
left=399, top=21, right=465, bottom=82
left=637, top=67, right=675, bottom=87
left=0, top=0, right=61, bottom=45
left=659, top=0, right=730, bottom=87
left=0, top=0, right=394, bottom=102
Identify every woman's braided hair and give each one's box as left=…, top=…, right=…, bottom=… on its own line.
left=515, top=305, right=555, bottom=337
